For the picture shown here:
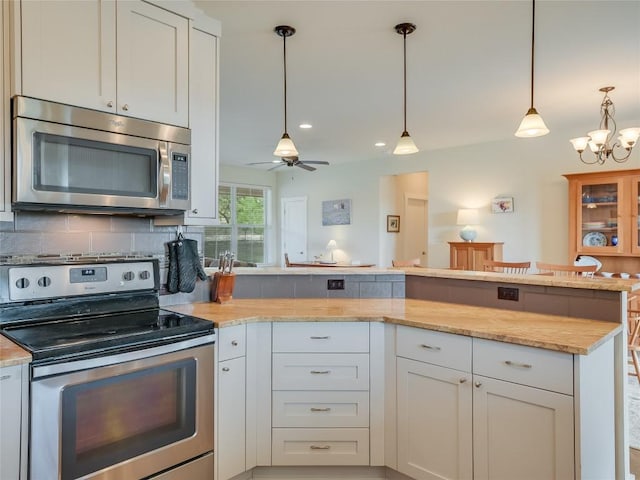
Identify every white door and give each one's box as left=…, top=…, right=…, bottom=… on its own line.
left=397, top=358, right=473, bottom=480
left=473, top=375, right=574, bottom=480
left=405, top=195, right=428, bottom=265
left=281, top=197, right=307, bottom=264
left=217, top=356, right=246, bottom=480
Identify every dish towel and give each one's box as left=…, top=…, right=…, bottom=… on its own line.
left=166, top=236, right=207, bottom=293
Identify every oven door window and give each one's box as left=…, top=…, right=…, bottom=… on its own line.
left=33, top=132, right=158, bottom=198
left=60, top=359, right=196, bottom=480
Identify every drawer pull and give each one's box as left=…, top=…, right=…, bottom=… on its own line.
left=420, top=344, right=441, bottom=351
left=310, top=370, right=331, bottom=375
left=0, top=375, right=11, bottom=381
left=310, top=336, right=330, bottom=340
left=504, top=360, right=532, bottom=369
left=310, top=407, right=332, bottom=412
left=310, top=445, right=331, bottom=450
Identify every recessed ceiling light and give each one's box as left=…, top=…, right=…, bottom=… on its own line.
left=375, top=142, right=386, bottom=147
left=299, top=123, right=312, bottom=129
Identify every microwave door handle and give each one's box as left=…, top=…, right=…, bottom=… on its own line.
left=159, top=144, right=170, bottom=205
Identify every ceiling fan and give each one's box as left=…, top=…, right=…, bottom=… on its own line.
left=248, top=156, right=330, bottom=172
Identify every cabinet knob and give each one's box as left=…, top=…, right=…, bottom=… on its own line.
left=222, top=367, right=230, bottom=372
left=231, top=340, right=238, bottom=346
left=459, top=378, right=467, bottom=384
left=474, top=381, right=482, bottom=388
left=192, top=208, right=199, bottom=214
left=122, top=104, right=129, bottom=111
left=107, top=101, right=113, bottom=108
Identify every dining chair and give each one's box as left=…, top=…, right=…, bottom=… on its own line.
left=483, top=260, right=531, bottom=274
left=628, top=294, right=640, bottom=384
left=392, top=258, right=421, bottom=267
left=535, top=262, right=597, bottom=278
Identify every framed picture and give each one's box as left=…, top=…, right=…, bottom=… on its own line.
left=387, top=215, right=400, bottom=232
left=491, top=196, right=514, bottom=213
left=322, top=199, right=351, bottom=226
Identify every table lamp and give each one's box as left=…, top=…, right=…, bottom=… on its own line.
left=457, top=209, right=479, bottom=242
left=326, top=239, right=337, bottom=262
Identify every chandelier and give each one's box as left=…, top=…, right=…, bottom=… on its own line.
left=570, top=86, right=640, bottom=165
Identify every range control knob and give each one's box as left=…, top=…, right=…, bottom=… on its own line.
left=38, top=276, right=52, bottom=287
left=139, top=270, right=151, bottom=280
left=122, top=271, right=135, bottom=281
left=15, top=278, right=30, bottom=289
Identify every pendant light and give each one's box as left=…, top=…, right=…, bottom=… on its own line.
left=273, top=25, right=298, bottom=157
left=514, top=0, right=549, bottom=138
left=393, top=23, right=419, bottom=155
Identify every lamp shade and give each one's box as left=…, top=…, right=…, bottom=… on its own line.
left=326, top=239, right=337, bottom=250
left=515, top=107, right=549, bottom=138
left=456, top=209, right=479, bottom=226
left=273, top=133, right=299, bottom=157
left=393, top=131, right=419, bottom=155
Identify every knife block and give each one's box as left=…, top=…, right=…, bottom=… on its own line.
left=211, top=272, right=236, bottom=304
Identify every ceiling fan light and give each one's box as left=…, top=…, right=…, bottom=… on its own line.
left=570, top=136, right=590, bottom=152
left=393, top=131, right=419, bottom=155
left=514, top=107, right=549, bottom=137
left=273, top=133, right=299, bottom=157
left=587, top=129, right=610, bottom=147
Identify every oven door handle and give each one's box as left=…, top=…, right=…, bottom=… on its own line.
left=31, top=333, right=216, bottom=379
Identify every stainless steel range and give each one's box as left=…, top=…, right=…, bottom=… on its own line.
left=0, top=259, right=215, bottom=480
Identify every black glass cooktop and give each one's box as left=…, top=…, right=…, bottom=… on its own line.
left=1, top=309, right=214, bottom=361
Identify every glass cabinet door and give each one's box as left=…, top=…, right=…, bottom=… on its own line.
left=632, top=177, right=640, bottom=255
left=578, top=180, right=625, bottom=254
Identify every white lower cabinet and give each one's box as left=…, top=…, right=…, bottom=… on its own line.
left=216, top=324, right=247, bottom=480
left=472, top=374, right=574, bottom=480
left=396, top=357, right=472, bottom=480
left=395, top=326, right=576, bottom=480
left=271, top=322, right=371, bottom=467
left=0, top=364, right=27, bottom=480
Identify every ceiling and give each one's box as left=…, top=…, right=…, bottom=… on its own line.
left=194, top=1, right=640, bottom=169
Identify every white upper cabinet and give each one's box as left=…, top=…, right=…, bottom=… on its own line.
left=20, top=0, right=188, bottom=127
left=0, top=1, right=11, bottom=221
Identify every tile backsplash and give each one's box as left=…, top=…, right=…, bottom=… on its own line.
left=0, top=212, right=210, bottom=304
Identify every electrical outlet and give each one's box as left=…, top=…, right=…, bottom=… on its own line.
left=327, top=279, right=345, bottom=290
left=497, top=286, right=519, bottom=301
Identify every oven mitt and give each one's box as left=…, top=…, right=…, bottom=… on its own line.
left=166, top=237, right=206, bottom=294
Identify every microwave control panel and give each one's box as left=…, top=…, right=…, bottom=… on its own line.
left=171, top=153, right=189, bottom=200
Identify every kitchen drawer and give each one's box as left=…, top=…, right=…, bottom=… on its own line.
left=272, top=428, right=369, bottom=466
left=473, top=338, right=573, bottom=395
left=272, top=322, right=369, bottom=353
left=273, top=391, right=369, bottom=428
left=218, top=324, right=246, bottom=361
left=272, top=353, right=369, bottom=390
left=396, top=325, right=472, bottom=372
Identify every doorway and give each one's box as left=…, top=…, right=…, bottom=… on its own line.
left=281, top=197, right=307, bottom=265
left=404, top=194, right=428, bottom=265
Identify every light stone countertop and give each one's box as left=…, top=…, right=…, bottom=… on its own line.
left=402, top=266, right=640, bottom=292
left=0, top=335, right=31, bottom=368
left=166, top=298, right=621, bottom=355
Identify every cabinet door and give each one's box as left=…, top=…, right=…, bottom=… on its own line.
left=20, top=0, right=117, bottom=112
left=0, top=365, right=23, bottom=480
left=217, top=356, right=246, bottom=480
left=116, top=0, right=188, bottom=126
left=186, top=27, right=218, bottom=224
left=631, top=175, right=640, bottom=255
left=574, top=177, right=625, bottom=254
left=472, top=375, right=574, bottom=480
left=396, top=358, right=472, bottom=480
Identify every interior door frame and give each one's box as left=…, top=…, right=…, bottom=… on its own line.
left=280, top=196, right=307, bottom=266
left=404, top=193, right=428, bottom=264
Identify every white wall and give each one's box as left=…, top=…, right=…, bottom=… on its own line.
left=272, top=126, right=640, bottom=268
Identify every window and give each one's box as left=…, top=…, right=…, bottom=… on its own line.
left=204, top=184, right=270, bottom=265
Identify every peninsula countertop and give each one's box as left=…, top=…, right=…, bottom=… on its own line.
left=166, top=298, right=621, bottom=355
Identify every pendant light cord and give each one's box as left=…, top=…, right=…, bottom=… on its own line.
left=402, top=30, right=408, bottom=133
left=283, top=33, right=288, bottom=134
left=529, top=0, right=536, bottom=109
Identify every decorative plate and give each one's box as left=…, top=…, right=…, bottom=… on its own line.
left=582, top=231, right=607, bottom=247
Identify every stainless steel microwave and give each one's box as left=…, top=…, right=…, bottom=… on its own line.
left=12, top=96, right=191, bottom=215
